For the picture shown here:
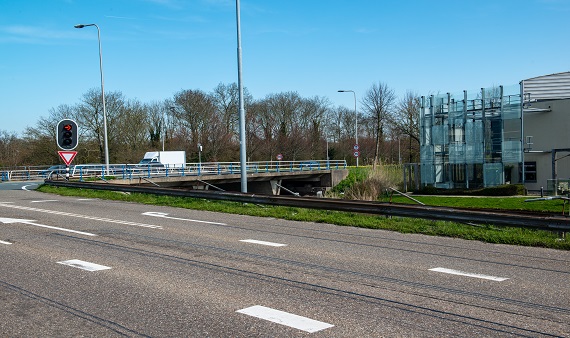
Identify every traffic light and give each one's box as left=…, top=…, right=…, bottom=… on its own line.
left=56, top=119, right=78, bottom=150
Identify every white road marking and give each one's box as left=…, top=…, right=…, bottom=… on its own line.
left=240, top=239, right=287, bottom=247
left=30, top=200, right=59, bottom=203
left=58, top=259, right=111, bottom=271
left=0, top=240, right=13, bottom=245
left=142, top=211, right=227, bottom=225
left=0, top=217, right=97, bottom=237
left=77, top=199, right=95, bottom=201
left=22, top=184, right=38, bottom=191
left=429, top=267, right=509, bottom=281
left=237, top=305, right=334, bottom=333
left=0, top=203, right=162, bottom=229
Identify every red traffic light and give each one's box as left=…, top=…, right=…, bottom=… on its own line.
left=56, top=119, right=78, bottom=150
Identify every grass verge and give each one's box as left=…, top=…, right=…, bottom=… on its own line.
left=37, top=184, right=569, bottom=250
left=384, top=194, right=569, bottom=214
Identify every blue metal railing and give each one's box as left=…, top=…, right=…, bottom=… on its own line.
left=0, top=160, right=347, bottom=182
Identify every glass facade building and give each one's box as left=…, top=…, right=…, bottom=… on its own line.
left=420, top=85, right=523, bottom=189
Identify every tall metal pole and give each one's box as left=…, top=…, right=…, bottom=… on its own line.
left=162, top=109, right=166, bottom=151
left=236, top=0, right=247, bottom=192
left=338, top=90, right=358, bottom=166
left=398, top=136, right=401, bottom=164
left=74, top=24, right=110, bottom=175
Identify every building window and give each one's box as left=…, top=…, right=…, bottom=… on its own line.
left=524, top=162, right=537, bottom=182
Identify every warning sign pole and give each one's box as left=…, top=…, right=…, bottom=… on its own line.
left=58, top=151, right=77, bottom=181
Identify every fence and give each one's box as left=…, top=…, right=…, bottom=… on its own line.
left=0, top=160, right=347, bottom=182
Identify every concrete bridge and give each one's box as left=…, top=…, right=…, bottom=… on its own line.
left=2, top=160, right=349, bottom=196
left=111, top=160, right=349, bottom=196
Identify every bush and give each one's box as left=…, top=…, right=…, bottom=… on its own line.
left=343, top=166, right=398, bottom=201
left=331, top=167, right=370, bottom=194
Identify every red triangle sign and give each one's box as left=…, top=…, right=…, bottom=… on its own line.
left=58, top=151, right=77, bottom=166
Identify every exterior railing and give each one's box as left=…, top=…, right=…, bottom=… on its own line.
left=0, top=160, right=347, bottom=182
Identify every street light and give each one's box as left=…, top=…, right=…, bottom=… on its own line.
left=338, top=90, right=358, bottom=167
left=74, top=23, right=109, bottom=175
left=236, top=0, right=247, bottom=192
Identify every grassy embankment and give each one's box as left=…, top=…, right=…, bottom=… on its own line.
left=37, top=166, right=569, bottom=250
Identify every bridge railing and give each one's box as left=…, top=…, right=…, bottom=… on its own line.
left=0, top=160, right=347, bottom=182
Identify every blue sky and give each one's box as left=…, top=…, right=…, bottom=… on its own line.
left=1, top=0, right=569, bottom=135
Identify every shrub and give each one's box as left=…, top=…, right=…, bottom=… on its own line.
left=331, top=166, right=370, bottom=194
left=343, top=166, right=398, bottom=201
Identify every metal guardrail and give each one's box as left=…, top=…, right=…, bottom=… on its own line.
left=43, top=180, right=570, bottom=232
left=1, top=160, right=347, bottom=182
left=525, top=195, right=570, bottom=216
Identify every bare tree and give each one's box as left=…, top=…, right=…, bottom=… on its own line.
left=75, top=89, right=126, bottom=163
left=112, top=99, right=150, bottom=163
left=0, top=130, right=23, bottom=167
left=145, top=101, right=166, bottom=150
left=265, top=92, right=304, bottom=160
left=23, top=104, right=78, bottom=165
left=211, top=82, right=239, bottom=142
left=392, top=91, right=420, bottom=163
left=249, top=97, right=278, bottom=160
left=361, top=82, right=396, bottom=166
left=173, top=89, right=217, bottom=161
left=298, top=96, right=330, bottom=159
left=210, top=83, right=253, bottom=161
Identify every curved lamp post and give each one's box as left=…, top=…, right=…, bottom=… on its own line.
left=338, top=90, right=358, bottom=167
left=74, top=23, right=109, bottom=175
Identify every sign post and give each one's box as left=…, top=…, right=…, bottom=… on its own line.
left=58, top=151, right=77, bottom=181
left=276, top=154, right=283, bottom=172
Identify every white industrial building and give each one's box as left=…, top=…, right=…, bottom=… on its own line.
left=419, top=71, right=570, bottom=194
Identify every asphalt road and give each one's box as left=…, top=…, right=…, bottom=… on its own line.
left=0, top=182, right=569, bottom=337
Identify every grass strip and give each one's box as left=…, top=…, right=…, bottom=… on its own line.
left=37, top=185, right=569, bottom=250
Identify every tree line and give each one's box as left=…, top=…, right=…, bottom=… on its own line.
left=0, top=82, right=420, bottom=168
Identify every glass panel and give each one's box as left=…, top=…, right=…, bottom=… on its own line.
left=421, top=163, right=435, bottom=184
left=502, top=94, right=521, bottom=120
left=465, top=144, right=484, bottom=163
left=465, top=120, right=483, bottom=144
left=421, top=145, right=434, bottom=163
left=420, top=118, right=432, bottom=146
left=449, top=143, right=465, bottom=164
left=431, top=124, right=448, bottom=145
left=484, top=163, right=503, bottom=187
left=502, top=140, right=522, bottom=163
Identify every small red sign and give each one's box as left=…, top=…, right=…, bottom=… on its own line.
left=353, top=151, right=360, bottom=158
left=58, top=151, right=77, bottom=166
left=276, top=154, right=283, bottom=161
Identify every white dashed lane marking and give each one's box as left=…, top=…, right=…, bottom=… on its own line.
left=240, top=239, right=287, bottom=247
left=237, top=305, right=334, bottom=333
left=142, top=211, right=227, bottom=225
left=429, top=267, right=509, bottom=281
left=0, top=217, right=97, bottom=237
left=0, top=203, right=162, bottom=229
left=58, top=259, right=111, bottom=271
